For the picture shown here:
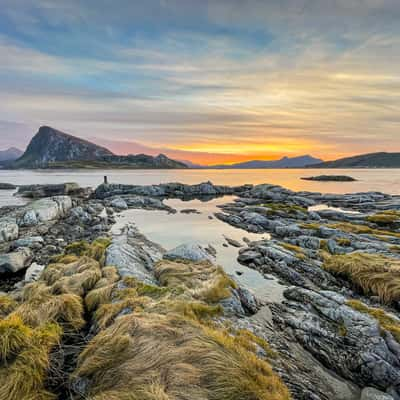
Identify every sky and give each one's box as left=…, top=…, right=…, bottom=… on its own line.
left=0, top=0, right=399, bottom=165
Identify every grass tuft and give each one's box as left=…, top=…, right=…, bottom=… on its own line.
left=324, top=252, right=400, bottom=303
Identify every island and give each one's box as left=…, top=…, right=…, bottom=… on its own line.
left=301, top=175, right=357, bottom=182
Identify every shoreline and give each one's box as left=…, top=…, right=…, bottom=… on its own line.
left=1, top=180, right=400, bottom=399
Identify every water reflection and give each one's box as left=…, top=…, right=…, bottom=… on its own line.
left=112, top=196, right=286, bottom=303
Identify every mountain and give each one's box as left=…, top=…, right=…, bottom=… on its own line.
left=211, top=155, right=323, bottom=169
left=309, top=152, right=400, bottom=168
left=0, top=147, right=23, bottom=162
left=14, top=126, right=113, bottom=168
left=12, top=126, right=187, bottom=169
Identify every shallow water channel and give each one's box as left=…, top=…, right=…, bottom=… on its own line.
left=112, top=196, right=286, bottom=302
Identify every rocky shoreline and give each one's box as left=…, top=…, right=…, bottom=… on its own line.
left=1, top=180, right=400, bottom=399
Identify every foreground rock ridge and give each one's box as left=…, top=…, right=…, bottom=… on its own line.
left=1, top=180, right=400, bottom=399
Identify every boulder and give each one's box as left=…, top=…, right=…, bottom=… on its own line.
left=0, top=217, right=18, bottom=243
left=106, top=225, right=164, bottom=283
left=164, top=243, right=214, bottom=263
left=0, top=247, right=33, bottom=273
left=18, top=196, right=72, bottom=226
left=110, top=197, right=128, bottom=210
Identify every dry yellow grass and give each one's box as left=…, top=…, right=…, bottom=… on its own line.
left=74, top=258, right=290, bottom=400
left=0, top=239, right=110, bottom=400
left=154, top=259, right=237, bottom=303
left=0, top=294, right=17, bottom=317
left=0, top=238, right=290, bottom=400
left=324, top=253, right=400, bottom=303
left=74, top=313, right=290, bottom=400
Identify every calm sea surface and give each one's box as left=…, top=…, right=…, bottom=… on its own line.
left=1, top=168, right=400, bottom=207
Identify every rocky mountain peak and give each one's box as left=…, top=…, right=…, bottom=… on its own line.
left=13, top=126, right=114, bottom=168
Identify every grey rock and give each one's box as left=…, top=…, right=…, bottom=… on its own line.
left=282, top=287, right=400, bottom=394
left=69, top=206, right=92, bottom=223
left=319, top=226, right=340, bottom=238
left=20, top=210, right=38, bottom=226
left=164, top=243, right=214, bottom=263
left=295, top=235, right=321, bottom=250
left=274, top=224, right=302, bottom=237
left=18, top=196, right=72, bottom=226
left=0, top=247, right=33, bottom=273
left=106, top=224, right=164, bottom=284
left=110, top=197, right=128, bottom=210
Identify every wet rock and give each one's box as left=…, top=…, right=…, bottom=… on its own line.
left=164, top=243, right=214, bottom=263
left=0, top=247, right=33, bottom=273
left=0, top=217, right=18, bottom=243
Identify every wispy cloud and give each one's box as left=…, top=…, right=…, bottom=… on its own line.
left=0, top=1, right=399, bottom=163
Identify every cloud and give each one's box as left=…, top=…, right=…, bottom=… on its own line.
left=0, top=1, right=399, bottom=162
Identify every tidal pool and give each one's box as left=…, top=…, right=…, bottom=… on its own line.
left=112, top=196, right=286, bottom=303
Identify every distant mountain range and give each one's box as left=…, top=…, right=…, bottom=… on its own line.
left=0, top=147, right=23, bottom=162
left=5, top=126, right=187, bottom=169
left=3, top=127, right=399, bottom=170
left=210, top=155, right=323, bottom=169
left=310, top=152, right=400, bottom=168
